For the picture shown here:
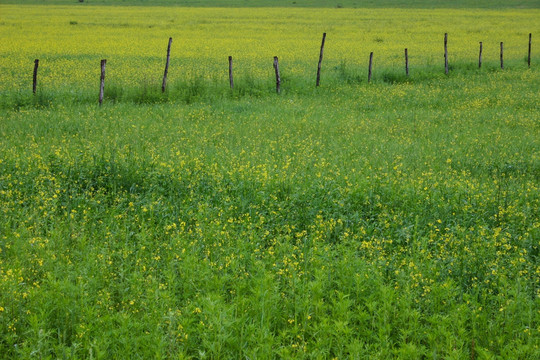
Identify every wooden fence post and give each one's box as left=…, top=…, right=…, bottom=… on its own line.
left=500, top=42, right=504, bottom=69
left=528, top=33, right=532, bottom=68
left=444, top=33, right=448, bottom=74
left=228, top=56, right=234, bottom=89
left=273, top=56, right=281, bottom=94
left=316, top=32, right=326, bottom=87
left=404, top=48, right=409, bottom=76
left=99, top=59, right=106, bottom=106
left=368, top=52, right=373, bottom=83
left=33, top=59, right=39, bottom=94
left=479, top=42, right=482, bottom=68
left=162, top=37, right=172, bottom=93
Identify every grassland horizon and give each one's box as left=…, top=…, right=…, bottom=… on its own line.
left=1, top=0, right=540, bottom=9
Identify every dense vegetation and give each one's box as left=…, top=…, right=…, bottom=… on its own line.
left=0, top=1, right=539, bottom=358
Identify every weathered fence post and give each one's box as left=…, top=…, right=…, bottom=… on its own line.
left=368, top=52, right=373, bottom=83
left=404, top=48, right=409, bottom=76
left=162, top=37, right=172, bottom=93
left=228, top=56, right=234, bottom=89
left=33, top=59, right=39, bottom=94
left=99, top=59, right=106, bottom=106
left=444, top=33, right=448, bottom=74
left=500, top=42, right=504, bottom=69
left=316, top=32, right=326, bottom=87
left=478, top=42, right=483, bottom=68
left=273, top=56, right=281, bottom=94
left=528, top=33, right=532, bottom=68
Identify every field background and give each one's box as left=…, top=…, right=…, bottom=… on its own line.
left=1, top=2, right=539, bottom=105
left=0, top=0, right=539, bottom=359
left=1, top=0, right=540, bottom=8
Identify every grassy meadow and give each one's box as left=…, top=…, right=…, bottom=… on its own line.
left=0, top=1, right=539, bottom=359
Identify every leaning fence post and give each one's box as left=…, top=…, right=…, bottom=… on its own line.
left=273, top=56, right=281, bottom=94
left=316, top=32, right=326, bottom=87
left=99, top=59, right=106, bottom=106
left=162, top=37, right=172, bottom=93
left=33, top=59, right=39, bottom=94
left=444, top=33, right=448, bottom=75
left=228, top=56, right=234, bottom=89
left=528, top=33, right=531, bottom=68
left=479, top=42, right=483, bottom=68
left=368, top=52, right=373, bottom=83
left=404, top=48, right=409, bottom=76
left=500, top=42, right=504, bottom=69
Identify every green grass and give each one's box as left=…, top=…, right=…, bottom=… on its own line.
left=1, top=66, right=539, bottom=358
left=0, top=1, right=539, bottom=358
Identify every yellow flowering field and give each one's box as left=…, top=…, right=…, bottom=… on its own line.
left=0, top=2, right=539, bottom=359
left=0, top=4, right=538, bottom=94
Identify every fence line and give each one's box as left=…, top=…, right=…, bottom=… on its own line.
left=404, top=48, right=409, bottom=76
left=500, top=42, right=504, bottom=69
left=161, top=37, right=173, bottom=93
left=228, top=56, right=234, bottom=89
left=528, top=33, right=532, bottom=68
left=478, top=42, right=483, bottom=68
left=24, top=33, right=534, bottom=104
left=32, top=59, right=39, bottom=94
left=99, top=59, right=106, bottom=106
left=444, top=33, right=449, bottom=75
left=273, top=56, right=281, bottom=94
left=368, top=52, right=374, bottom=83
left=316, top=32, right=326, bottom=87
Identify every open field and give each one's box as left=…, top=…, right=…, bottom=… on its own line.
left=1, top=1, right=539, bottom=359
left=1, top=0, right=540, bottom=8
